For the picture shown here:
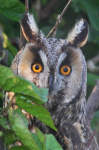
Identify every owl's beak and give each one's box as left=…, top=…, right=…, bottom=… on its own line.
left=48, top=72, right=54, bottom=95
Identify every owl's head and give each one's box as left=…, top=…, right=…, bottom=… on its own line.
left=12, top=13, right=88, bottom=107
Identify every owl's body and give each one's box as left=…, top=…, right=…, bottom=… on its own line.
left=5, top=13, right=99, bottom=149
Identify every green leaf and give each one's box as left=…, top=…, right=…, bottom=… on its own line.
left=45, top=134, right=63, bottom=150
left=0, top=0, right=25, bottom=21
left=15, top=94, right=42, bottom=105
left=31, top=133, right=43, bottom=150
left=3, top=33, right=17, bottom=56
left=0, top=108, right=3, bottom=112
left=0, top=65, right=14, bottom=78
left=8, top=51, right=14, bottom=66
left=0, top=51, right=5, bottom=61
left=0, top=65, right=48, bottom=104
left=9, top=109, right=40, bottom=150
left=88, top=26, right=99, bottom=44
left=72, top=0, right=99, bottom=31
left=2, top=77, right=43, bottom=104
left=10, top=146, right=30, bottom=150
left=0, top=131, right=3, bottom=137
left=0, top=65, right=56, bottom=130
left=18, top=76, right=48, bottom=103
left=16, top=98, right=57, bottom=131
left=41, top=0, right=47, bottom=5
left=87, top=73, right=99, bottom=86
left=13, top=108, right=28, bottom=128
left=36, top=128, right=46, bottom=150
left=0, top=65, right=14, bottom=88
left=1, top=130, right=18, bottom=146
left=5, top=133, right=17, bottom=146
left=0, top=117, right=10, bottom=129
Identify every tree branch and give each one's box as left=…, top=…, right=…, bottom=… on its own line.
left=87, top=55, right=99, bottom=74
left=46, top=0, right=72, bottom=38
left=86, top=129, right=96, bottom=150
left=86, top=80, right=99, bottom=123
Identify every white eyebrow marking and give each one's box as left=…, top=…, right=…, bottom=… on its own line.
left=57, top=53, right=67, bottom=68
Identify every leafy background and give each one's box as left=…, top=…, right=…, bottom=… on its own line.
left=0, top=0, right=99, bottom=147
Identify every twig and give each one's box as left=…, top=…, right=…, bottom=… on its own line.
left=53, top=15, right=60, bottom=38
left=46, top=0, right=72, bottom=38
left=86, top=129, right=96, bottom=150
left=86, top=80, right=99, bottom=123
left=53, top=29, right=57, bottom=38
left=25, top=0, right=29, bottom=13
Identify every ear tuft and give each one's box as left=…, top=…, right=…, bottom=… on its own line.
left=66, top=19, right=88, bottom=47
left=20, top=13, right=39, bottom=42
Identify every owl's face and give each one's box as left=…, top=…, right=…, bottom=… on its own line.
left=17, top=39, right=86, bottom=107
left=11, top=13, right=88, bottom=107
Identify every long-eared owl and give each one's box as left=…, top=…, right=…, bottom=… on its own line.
left=5, top=12, right=99, bottom=150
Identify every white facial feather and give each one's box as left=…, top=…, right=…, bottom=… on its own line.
left=56, top=53, right=67, bottom=70
left=52, top=53, right=66, bottom=94
left=38, top=51, right=49, bottom=88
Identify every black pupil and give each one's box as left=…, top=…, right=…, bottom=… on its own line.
left=63, top=67, right=68, bottom=72
left=35, top=65, right=39, bottom=70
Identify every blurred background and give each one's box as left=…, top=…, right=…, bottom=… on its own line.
left=0, top=0, right=99, bottom=143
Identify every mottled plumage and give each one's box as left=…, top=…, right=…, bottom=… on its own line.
left=4, top=12, right=99, bottom=150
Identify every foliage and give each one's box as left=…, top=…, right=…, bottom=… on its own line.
left=0, top=65, right=62, bottom=149
left=0, top=51, right=5, bottom=61
left=3, top=33, right=17, bottom=56
left=0, top=0, right=99, bottom=149
left=0, top=0, right=25, bottom=21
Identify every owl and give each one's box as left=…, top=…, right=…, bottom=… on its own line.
left=5, top=13, right=99, bottom=150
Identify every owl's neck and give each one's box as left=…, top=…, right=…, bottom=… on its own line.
left=61, top=97, right=86, bottom=125
left=44, top=87, right=87, bottom=144
left=46, top=95, right=86, bottom=127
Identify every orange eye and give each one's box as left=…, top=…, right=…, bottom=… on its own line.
left=32, top=63, right=42, bottom=73
left=60, top=65, right=71, bottom=75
